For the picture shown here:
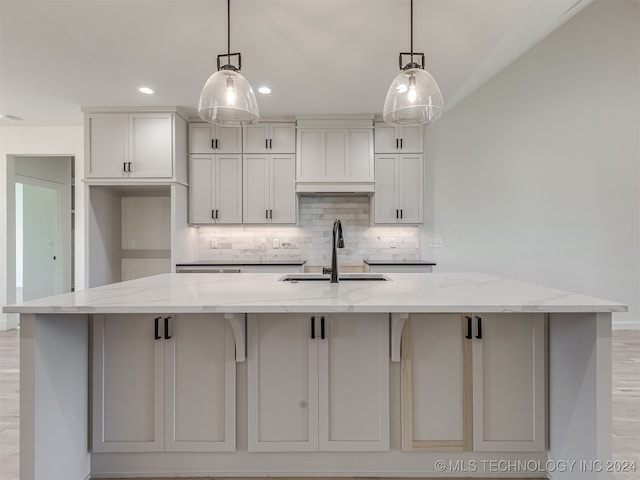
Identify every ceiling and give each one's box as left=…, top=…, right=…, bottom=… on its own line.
left=0, top=0, right=596, bottom=127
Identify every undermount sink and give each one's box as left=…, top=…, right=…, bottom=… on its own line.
left=279, top=273, right=391, bottom=282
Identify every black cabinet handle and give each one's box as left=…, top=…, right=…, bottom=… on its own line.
left=164, top=317, right=172, bottom=340
left=215, top=209, right=219, bottom=220
left=311, top=316, right=316, bottom=339
left=269, top=209, right=273, bottom=219
left=265, top=209, right=269, bottom=219
left=265, top=138, right=268, bottom=149
left=128, top=162, right=132, bottom=172
left=154, top=317, right=162, bottom=340
left=475, top=316, right=483, bottom=339
left=396, top=138, right=399, bottom=149
left=215, top=139, right=219, bottom=149
left=400, top=209, right=403, bottom=219
left=320, top=316, right=325, bottom=340
left=396, top=209, right=399, bottom=219
left=123, top=162, right=127, bottom=173
left=269, top=139, right=273, bottom=149
left=465, top=316, right=472, bottom=339
left=400, top=138, right=403, bottom=149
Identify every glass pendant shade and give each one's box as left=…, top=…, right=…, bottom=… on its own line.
left=198, top=68, right=259, bottom=126
left=383, top=67, right=444, bottom=126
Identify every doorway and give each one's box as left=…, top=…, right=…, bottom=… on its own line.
left=7, top=155, right=74, bottom=306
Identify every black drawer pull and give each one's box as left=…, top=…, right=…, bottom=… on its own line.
left=164, top=317, right=172, bottom=340
left=465, top=316, right=472, bottom=339
left=311, top=316, right=316, bottom=339
left=475, top=316, right=482, bottom=339
left=320, top=316, right=325, bottom=340
left=154, top=317, right=162, bottom=340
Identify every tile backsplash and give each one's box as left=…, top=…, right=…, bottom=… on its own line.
left=197, top=195, right=419, bottom=267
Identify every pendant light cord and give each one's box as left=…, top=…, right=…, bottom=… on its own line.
left=410, top=0, right=414, bottom=63
left=227, top=0, right=231, bottom=55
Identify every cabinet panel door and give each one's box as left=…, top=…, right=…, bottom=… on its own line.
left=374, top=154, right=398, bottom=223
left=86, top=114, right=128, bottom=178
left=215, top=126, right=242, bottom=153
left=324, top=130, right=347, bottom=179
left=403, top=315, right=470, bottom=451
left=472, top=313, right=546, bottom=451
left=398, top=154, right=424, bottom=223
left=129, top=114, right=173, bottom=178
left=189, top=155, right=215, bottom=224
left=164, top=314, right=236, bottom=452
left=270, top=123, right=296, bottom=153
left=215, top=154, right=243, bottom=224
left=243, top=155, right=270, bottom=223
left=243, top=124, right=270, bottom=153
left=270, top=154, right=296, bottom=224
left=374, top=124, right=397, bottom=153
left=319, top=313, right=389, bottom=451
left=296, top=130, right=323, bottom=181
left=247, top=314, right=319, bottom=452
left=189, top=124, right=215, bottom=153
left=347, top=130, right=374, bottom=181
left=398, top=125, right=423, bottom=152
left=92, top=314, right=164, bottom=452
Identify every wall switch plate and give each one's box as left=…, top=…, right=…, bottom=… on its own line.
left=210, top=239, right=217, bottom=249
left=390, top=238, right=397, bottom=248
left=272, top=238, right=280, bottom=249
left=429, top=238, right=443, bottom=248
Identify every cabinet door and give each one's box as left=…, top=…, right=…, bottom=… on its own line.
left=374, top=154, right=398, bottom=223
left=243, top=155, right=270, bottom=223
left=296, top=129, right=323, bottom=181
left=215, top=125, right=243, bottom=153
left=164, top=314, right=236, bottom=452
left=129, top=113, right=173, bottom=178
left=189, top=124, right=215, bottom=153
left=472, top=313, right=546, bottom=452
left=215, top=154, right=243, bottom=223
left=189, top=155, right=215, bottom=224
left=93, top=314, right=164, bottom=452
left=270, top=154, right=296, bottom=223
left=402, top=315, right=471, bottom=451
left=247, top=313, right=319, bottom=452
left=347, top=129, right=374, bottom=181
left=374, top=123, right=398, bottom=153
left=270, top=123, right=296, bottom=153
left=398, top=125, right=423, bottom=152
left=318, top=313, right=389, bottom=451
left=86, top=114, right=129, bottom=178
left=397, top=154, right=424, bottom=223
left=243, top=124, right=271, bottom=153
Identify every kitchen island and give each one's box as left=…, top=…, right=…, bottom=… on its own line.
left=4, top=272, right=626, bottom=480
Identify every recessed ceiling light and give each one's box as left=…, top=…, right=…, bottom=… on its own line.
left=258, top=86, right=272, bottom=95
left=138, top=86, right=155, bottom=95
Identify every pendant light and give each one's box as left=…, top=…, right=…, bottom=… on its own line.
left=198, top=0, right=259, bottom=126
left=383, top=0, right=444, bottom=126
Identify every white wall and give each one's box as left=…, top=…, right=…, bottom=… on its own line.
left=0, top=126, right=85, bottom=329
left=423, top=0, right=640, bottom=328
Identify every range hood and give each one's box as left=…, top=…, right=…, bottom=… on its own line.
left=296, top=181, right=375, bottom=195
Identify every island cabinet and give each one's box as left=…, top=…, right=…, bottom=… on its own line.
left=247, top=313, right=389, bottom=452
left=243, top=154, right=297, bottom=224
left=374, top=153, right=424, bottom=224
left=92, top=313, right=236, bottom=453
left=374, top=123, right=423, bottom=153
left=189, top=154, right=242, bottom=224
left=84, top=111, right=187, bottom=183
left=402, top=312, right=546, bottom=452
left=188, top=123, right=242, bottom=154
left=243, top=122, right=296, bottom=154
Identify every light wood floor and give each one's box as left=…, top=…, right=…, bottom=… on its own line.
left=1, top=328, right=638, bottom=480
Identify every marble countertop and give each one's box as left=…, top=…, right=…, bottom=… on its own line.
left=176, top=260, right=307, bottom=266
left=364, top=260, right=437, bottom=265
left=3, top=272, right=627, bottom=315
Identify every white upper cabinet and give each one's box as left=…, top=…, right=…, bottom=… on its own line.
left=189, top=154, right=242, bottom=224
left=85, top=111, right=187, bottom=183
left=374, top=154, right=424, bottom=224
left=243, top=154, right=296, bottom=224
left=189, top=123, right=242, bottom=154
left=374, top=123, right=423, bottom=153
left=296, top=117, right=374, bottom=192
left=243, top=122, right=296, bottom=154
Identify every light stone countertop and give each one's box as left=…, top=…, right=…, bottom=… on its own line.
left=3, top=272, right=627, bottom=315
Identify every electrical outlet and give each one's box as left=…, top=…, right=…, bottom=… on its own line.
left=390, top=238, right=397, bottom=248
left=127, top=240, right=134, bottom=249
left=272, top=238, right=280, bottom=249
left=429, top=238, right=443, bottom=248
left=210, top=239, right=217, bottom=249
